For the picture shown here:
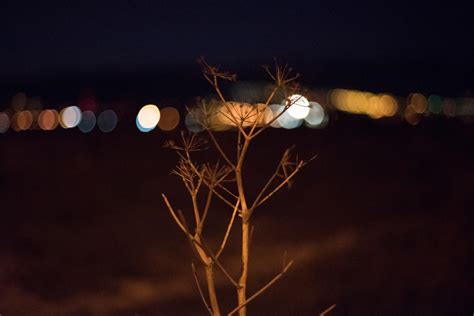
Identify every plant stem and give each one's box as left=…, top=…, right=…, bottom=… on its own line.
left=205, top=264, right=221, bottom=316
left=237, top=220, right=249, bottom=316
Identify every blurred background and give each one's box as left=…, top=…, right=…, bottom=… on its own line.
left=1, top=0, right=473, bottom=315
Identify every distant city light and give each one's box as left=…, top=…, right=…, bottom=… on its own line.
left=38, top=109, right=59, bottom=131
left=428, top=95, right=443, bottom=114
left=60, top=106, right=82, bottom=128
left=330, top=89, right=398, bottom=119
left=408, top=93, right=428, bottom=114
left=0, top=112, right=10, bottom=133
left=404, top=104, right=421, bottom=125
left=98, top=110, right=118, bottom=133
left=185, top=110, right=205, bottom=133
left=13, top=111, right=33, bottom=131
left=443, top=98, right=456, bottom=117
left=277, top=107, right=303, bottom=129
left=78, top=111, right=96, bottom=133
left=269, top=104, right=283, bottom=128
left=305, top=102, right=327, bottom=128
left=286, top=94, right=310, bottom=119
left=136, top=104, right=160, bottom=132
left=158, top=107, right=180, bottom=131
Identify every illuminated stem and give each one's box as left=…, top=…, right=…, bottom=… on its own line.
left=204, top=264, right=222, bottom=316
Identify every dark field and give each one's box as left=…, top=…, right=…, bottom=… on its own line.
left=0, top=115, right=472, bottom=315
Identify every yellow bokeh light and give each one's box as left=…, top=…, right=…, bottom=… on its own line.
left=379, top=94, right=398, bottom=117
left=217, top=102, right=272, bottom=128
left=330, top=88, right=398, bottom=119
left=12, top=111, right=33, bottom=131
left=408, top=93, right=428, bottom=114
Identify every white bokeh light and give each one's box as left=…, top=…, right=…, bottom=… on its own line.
left=60, top=106, right=82, bottom=128
left=286, top=94, right=310, bottom=119
left=304, top=101, right=327, bottom=128
left=137, top=104, right=160, bottom=132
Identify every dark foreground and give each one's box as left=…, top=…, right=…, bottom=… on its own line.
left=0, top=115, right=472, bottom=315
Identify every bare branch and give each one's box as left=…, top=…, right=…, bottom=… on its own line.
left=207, top=129, right=236, bottom=169
left=227, top=260, right=294, bottom=316
left=249, top=147, right=294, bottom=213
left=252, top=161, right=304, bottom=212
left=181, top=148, right=238, bottom=210
left=191, top=263, right=213, bottom=316
left=320, top=304, right=337, bottom=316
left=192, top=238, right=241, bottom=288
left=196, top=188, right=213, bottom=234
left=162, top=194, right=192, bottom=237
left=217, top=182, right=238, bottom=199
left=216, top=198, right=241, bottom=258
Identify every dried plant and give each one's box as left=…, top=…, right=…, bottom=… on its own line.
left=162, top=59, right=319, bottom=316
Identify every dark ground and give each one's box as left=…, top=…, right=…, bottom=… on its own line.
left=0, top=114, right=473, bottom=315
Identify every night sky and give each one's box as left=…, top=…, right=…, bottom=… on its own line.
left=2, top=1, right=473, bottom=95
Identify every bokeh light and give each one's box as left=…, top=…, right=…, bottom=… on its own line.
left=0, top=112, right=10, bottom=133
left=305, top=102, right=328, bottom=128
left=408, top=93, right=428, bottom=114
left=276, top=105, right=303, bottom=129
left=404, top=104, right=421, bottom=125
left=98, top=110, right=118, bottom=133
left=79, top=96, right=97, bottom=112
left=428, top=95, right=443, bottom=114
left=269, top=104, right=283, bottom=128
left=78, top=111, right=96, bottom=133
left=158, top=107, right=180, bottom=131
left=59, top=106, right=82, bottom=128
left=12, top=111, right=33, bottom=131
left=287, top=94, right=310, bottom=119
left=330, top=89, right=398, bottom=119
left=216, top=102, right=272, bottom=129
left=443, top=98, right=456, bottom=117
left=185, top=109, right=205, bottom=133
left=136, top=104, right=160, bottom=132
left=38, top=109, right=59, bottom=131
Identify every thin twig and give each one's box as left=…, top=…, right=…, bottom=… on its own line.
left=216, top=198, right=240, bottom=258
left=191, top=263, right=213, bottom=316
left=193, top=238, right=241, bottom=288
left=197, top=188, right=214, bottom=234
left=182, top=150, right=237, bottom=209
left=320, top=304, right=337, bottom=316
left=253, top=161, right=303, bottom=210
left=227, top=260, right=294, bottom=315
left=249, top=147, right=292, bottom=213
left=207, top=129, right=236, bottom=169
left=162, top=194, right=192, bottom=236
left=217, top=182, right=238, bottom=199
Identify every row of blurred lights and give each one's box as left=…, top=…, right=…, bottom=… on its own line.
left=1, top=90, right=473, bottom=133
left=0, top=107, right=118, bottom=133
left=0, top=95, right=324, bottom=134
left=329, top=89, right=473, bottom=125
left=184, top=95, right=328, bottom=132
left=0, top=104, right=182, bottom=134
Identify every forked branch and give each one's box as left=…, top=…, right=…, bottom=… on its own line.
left=191, top=263, right=213, bottom=316
left=227, top=260, right=294, bottom=316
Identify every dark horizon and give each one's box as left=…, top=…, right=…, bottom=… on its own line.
left=2, top=0, right=474, bottom=100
